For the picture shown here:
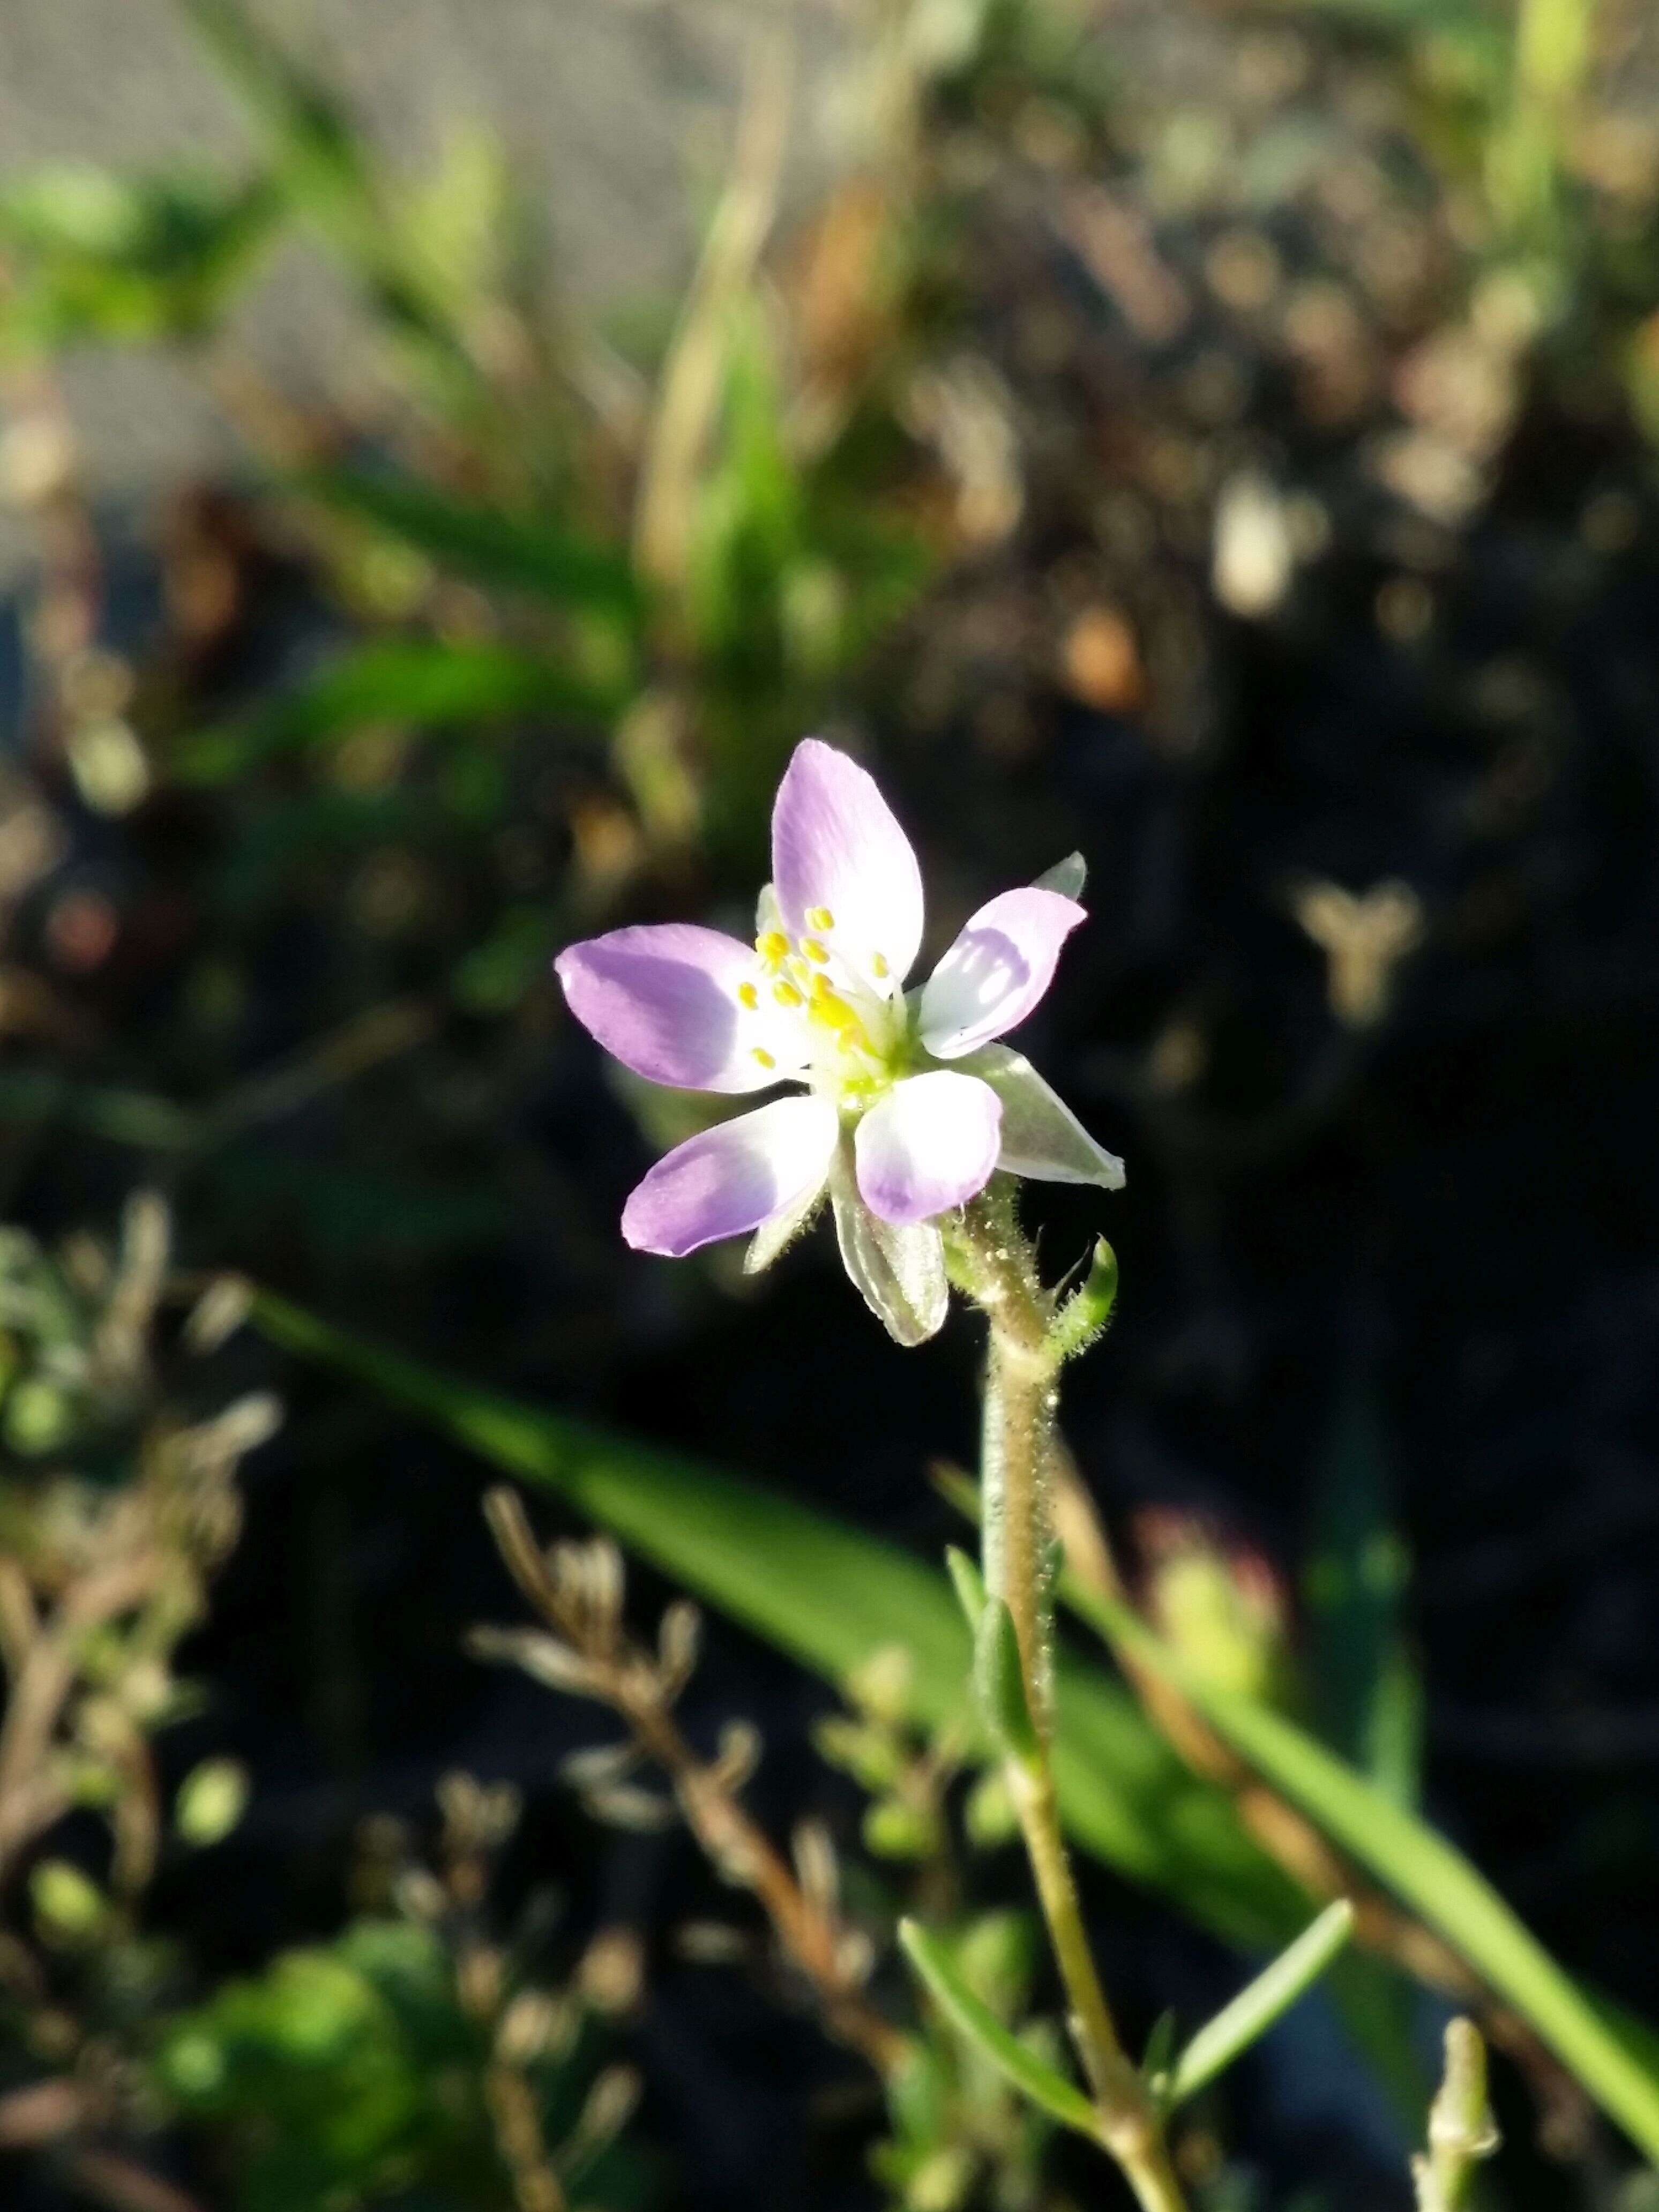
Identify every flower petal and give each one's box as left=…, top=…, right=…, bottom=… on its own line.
left=771, top=738, right=925, bottom=990
left=621, top=1095, right=838, bottom=1257
left=555, top=925, right=805, bottom=1094
left=918, top=886, right=1086, bottom=1060
left=854, top=1071, right=1002, bottom=1226
left=828, top=1133, right=947, bottom=1344
left=958, top=1044, right=1124, bottom=1189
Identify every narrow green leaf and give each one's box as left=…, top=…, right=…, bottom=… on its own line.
left=945, top=1546, right=985, bottom=1636
left=0, top=163, right=280, bottom=347
left=296, top=467, right=642, bottom=619
left=249, top=1291, right=1302, bottom=1951
left=1048, top=1238, right=1119, bottom=1363
left=897, top=1920, right=1100, bottom=2139
left=1305, top=1385, right=1419, bottom=1806
left=1164, top=1901, right=1354, bottom=2110
left=1065, top=1582, right=1659, bottom=2162
left=176, top=0, right=413, bottom=295
left=1140, top=2008, right=1177, bottom=2087
left=975, top=1599, right=1040, bottom=1770
left=0, top=1070, right=200, bottom=1151
left=174, top=639, right=613, bottom=784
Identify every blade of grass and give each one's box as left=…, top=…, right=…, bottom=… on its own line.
left=174, top=638, right=615, bottom=784
left=1064, top=1579, right=1659, bottom=2162
left=249, top=1291, right=1302, bottom=1951
left=295, top=466, right=642, bottom=619
left=175, top=0, right=450, bottom=352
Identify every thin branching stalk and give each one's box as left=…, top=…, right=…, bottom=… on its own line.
left=948, top=1183, right=1188, bottom=2212
left=476, top=1489, right=907, bottom=2078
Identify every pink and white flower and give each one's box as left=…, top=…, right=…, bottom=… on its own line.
left=555, top=738, right=1123, bottom=1341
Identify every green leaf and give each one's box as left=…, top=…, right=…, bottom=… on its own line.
left=1048, top=1238, right=1119, bottom=1363
left=176, top=0, right=428, bottom=327
left=250, top=1292, right=1302, bottom=1951
left=1305, top=1384, right=1420, bottom=1806
left=296, top=466, right=643, bottom=619
left=1163, top=1901, right=1354, bottom=2110
left=0, top=163, right=279, bottom=348
left=945, top=1546, right=986, bottom=1636
left=1065, top=1581, right=1659, bottom=2162
left=0, top=1068, right=200, bottom=1152
left=897, top=1920, right=1100, bottom=2139
left=174, top=638, right=614, bottom=784
left=975, top=1600, right=1040, bottom=1770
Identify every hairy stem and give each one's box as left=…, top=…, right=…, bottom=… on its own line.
left=950, top=1186, right=1187, bottom=2212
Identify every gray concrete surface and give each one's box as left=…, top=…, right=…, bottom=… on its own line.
left=0, top=0, right=847, bottom=505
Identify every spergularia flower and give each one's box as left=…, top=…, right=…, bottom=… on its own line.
left=556, top=739, right=1123, bottom=1342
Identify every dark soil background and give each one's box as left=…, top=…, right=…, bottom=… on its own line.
left=4, top=2, right=1659, bottom=2208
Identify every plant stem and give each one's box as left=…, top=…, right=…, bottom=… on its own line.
left=1414, top=2019, right=1499, bottom=2212
left=950, top=1185, right=1187, bottom=2212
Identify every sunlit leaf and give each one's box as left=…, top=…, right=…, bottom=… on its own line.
left=250, top=1291, right=1302, bottom=1949
left=174, top=638, right=615, bottom=784
left=0, top=163, right=279, bottom=348
left=1065, top=1580, right=1659, bottom=2161
left=1163, top=1901, right=1353, bottom=2109
left=296, top=466, right=642, bottom=619
left=898, top=1919, right=1101, bottom=2138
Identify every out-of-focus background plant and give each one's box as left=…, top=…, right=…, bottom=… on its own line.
left=2, top=0, right=1659, bottom=2206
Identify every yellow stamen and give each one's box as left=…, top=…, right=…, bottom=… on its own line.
left=751, top=1046, right=776, bottom=1069
left=772, top=980, right=804, bottom=1008
left=808, top=983, right=862, bottom=1036
left=802, top=937, right=830, bottom=965
left=757, top=930, right=790, bottom=967
left=871, top=952, right=890, bottom=980
left=737, top=982, right=760, bottom=1011
left=806, top=905, right=835, bottom=932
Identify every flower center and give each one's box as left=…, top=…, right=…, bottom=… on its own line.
left=737, top=905, right=906, bottom=1102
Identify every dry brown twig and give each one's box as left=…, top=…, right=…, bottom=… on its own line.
left=471, top=1486, right=908, bottom=2079
left=0, top=1201, right=278, bottom=2211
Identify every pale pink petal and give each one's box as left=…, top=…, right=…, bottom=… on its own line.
left=622, top=1095, right=838, bottom=1257
left=854, top=1071, right=1002, bottom=1227
left=770, top=738, right=924, bottom=990
left=555, top=925, right=804, bottom=1094
left=917, top=887, right=1086, bottom=1060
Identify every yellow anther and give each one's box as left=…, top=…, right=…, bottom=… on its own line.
left=772, top=980, right=804, bottom=1009
left=806, top=906, right=835, bottom=933
left=737, top=981, right=760, bottom=1011
left=751, top=1046, right=777, bottom=1069
left=871, top=952, right=890, bottom=980
left=807, top=984, right=861, bottom=1036
left=757, top=930, right=790, bottom=967
left=802, top=937, right=830, bottom=965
